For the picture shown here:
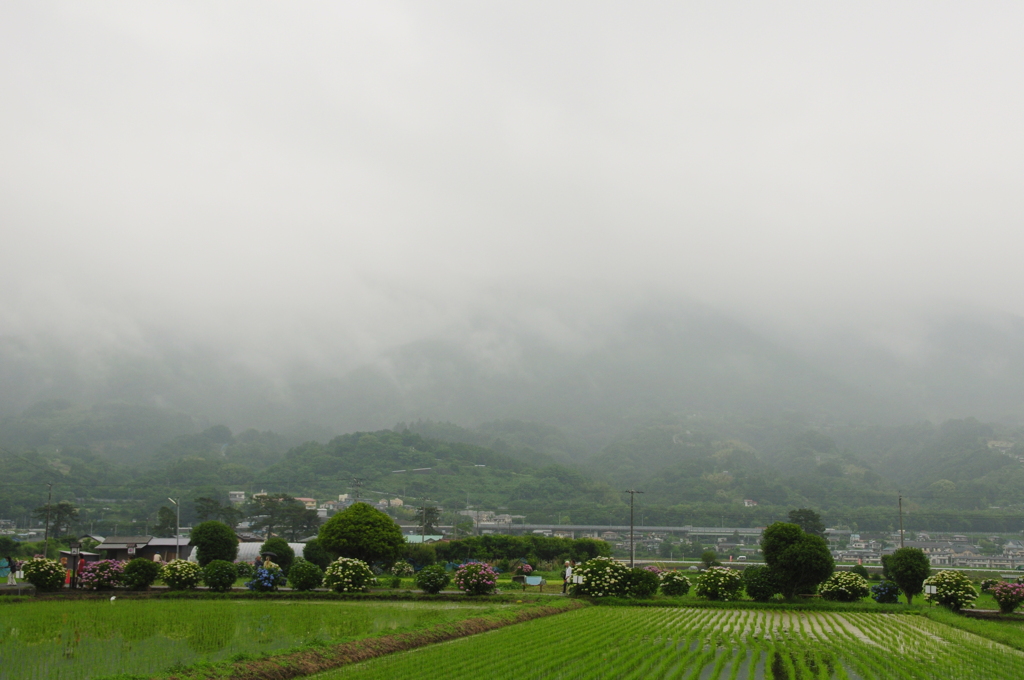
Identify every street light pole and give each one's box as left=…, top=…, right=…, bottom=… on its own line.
left=168, top=498, right=180, bottom=561
left=624, top=489, right=643, bottom=568
left=43, top=483, right=53, bottom=559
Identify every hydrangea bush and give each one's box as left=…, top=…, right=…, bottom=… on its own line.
left=415, top=564, right=451, bottom=594
left=79, top=560, right=125, bottom=590
left=453, top=562, right=499, bottom=595
left=235, top=562, right=255, bottom=579
left=694, top=566, right=744, bottom=601
left=924, top=570, right=977, bottom=611
left=980, top=578, right=1000, bottom=593
left=573, top=557, right=631, bottom=597
left=246, top=566, right=287, bottom=592
left=870, top=581, right=900, bottom=604
left=991, top=582, right=1024, bottom=614
left=322, top=557, right=376, bottom=593
left=22, top=558, right=65, bottom=592
left=159, top=559, right=202, bottom=590
left=819, top=571, right=870, bottom=602
left=660, top=571, right=691, bottom=597
left=390, top=561, right=415, bottom=577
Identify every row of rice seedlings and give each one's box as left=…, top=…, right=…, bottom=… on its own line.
left=316, top=607, right=1024, bottom=680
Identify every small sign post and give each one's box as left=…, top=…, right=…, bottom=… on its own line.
left=69, top=541, right=81, bottom=589
left=127, top=543, right=137, bottom=557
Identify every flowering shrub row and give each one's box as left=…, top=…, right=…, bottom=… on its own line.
left=159, top=559, right=202, bottom=590
left=22, top=558, right=65, bottom=592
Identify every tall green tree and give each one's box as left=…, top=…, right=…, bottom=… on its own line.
left=761, top=522, right=834, bottom=599
left=247, top=494, right=302, bottom=537
left=190, top=520, right=238, bottom=566
left=415, top=505, right=440, bottom=534
left=152, top=506, right=177, bottom=538
left=317, top=502, right=405, bottom=565
left=33, top=501, right=78, bottom=539
left=787, top=508, right=826, bottom=538
left=193, top=497, right=223, bottom=522
left=886, top=547, right=931, bottom=605
left=281, top=504, right=321, bottom=541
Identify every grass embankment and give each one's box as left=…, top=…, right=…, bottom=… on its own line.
left=922, top=607, right=1024, bottom=652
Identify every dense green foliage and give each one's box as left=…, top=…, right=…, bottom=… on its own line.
left=122, top=557, right=160, bottom=590
left=434, top=535, right=610, bottom=564
left=742, top=564, right=780, bottom=602
left=190, top=521, right=238, bottom=567
left=201, top=559, right=237, bottom=592
left=318, top=503, right=405, bottom=565
left=886, top=548, right=931, bottom=605
left=414, top=564, right=451, bottom=594
left=302, top=539, right=331, bottom=570
left=286, top=559, right=325, bottom=591
left=761, top=522, right=834, bottom=599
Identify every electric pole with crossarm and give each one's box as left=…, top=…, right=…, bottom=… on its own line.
left=624, top=489, right=643, bottom=568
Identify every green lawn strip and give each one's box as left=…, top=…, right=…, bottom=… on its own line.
left=153, top=598, right=584, bottom=680
left=921, top=606, right=1024, bottom=652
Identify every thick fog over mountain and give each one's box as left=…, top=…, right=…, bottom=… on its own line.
left=4, top=3, right=1024, bottom=443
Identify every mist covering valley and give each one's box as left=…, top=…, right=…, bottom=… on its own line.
left=4, top=3, right=1024, bottom=535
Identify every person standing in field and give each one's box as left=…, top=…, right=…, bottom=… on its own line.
left=562, top=560, right=574, bottom=593
left=1, top=554, right=16, bottom=585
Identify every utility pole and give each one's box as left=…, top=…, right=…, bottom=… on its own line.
left=898, top=492, right=905, bottom=549
left=43, top=483, right=53, bottom=559
left=624, top=489, right=643, bottom=568
left=352, top=478, right=363, bottom=502
left=168, top=498, right=180, bottom=560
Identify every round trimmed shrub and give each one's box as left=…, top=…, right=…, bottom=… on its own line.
left=625, top=567, right=660, bottom=598
left=288, top=559, right=325, bottom=592
left=660, top=571, right=691, bottom=597
left=850, top=564, right=870, bottom=579
left=235, top=562, right=254, bottom=579
left=574, top=557, right=631, bottom=598
left=415, top=564, right=451, bottom=594
left=924, top=570, right=977, bottom=611
left=980, top=578, right=1000, bottom=594
left=695, top=566, right=743, bottom=601
left=871, top=581, right=900, bottom=604
left=159, top=559, right=202, bottom=590
left=123, top=558, right=161, bottom=591
left=23, top=558, right=65, bottom=592
left=453, top=562, right=499, bottom=596
left=819, top=571, right=870, bottom=602
left=991, top=582, right=1024, bottom=614
left=79, top=560, right=125, bottom=590
left=190, top=521, right=238, bottom=567
left=743, top=565, right=780, bottom=602
left=202, top=559, right=238, bottom=592
left=323, top=557, right=376, bottom=593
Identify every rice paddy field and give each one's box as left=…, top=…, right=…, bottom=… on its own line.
left=0, top=599, right=504, bottom=680
left=316, top=606, right=1024, bottom=679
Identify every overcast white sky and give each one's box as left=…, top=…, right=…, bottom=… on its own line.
left=3, top=2, right=1023, bottom=362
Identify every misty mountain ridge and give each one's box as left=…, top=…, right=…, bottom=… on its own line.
left=4, top=303, right=1024, bottom=449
